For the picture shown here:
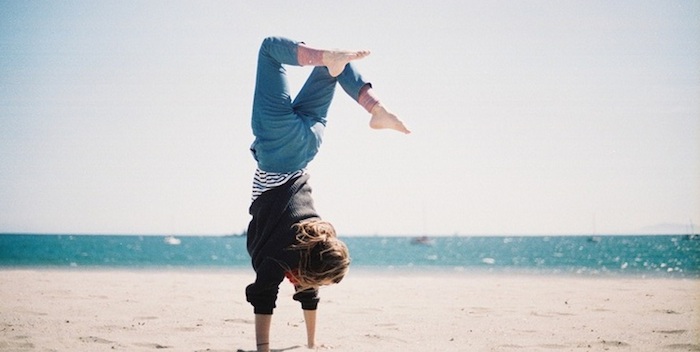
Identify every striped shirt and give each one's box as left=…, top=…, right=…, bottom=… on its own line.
left=252, top=168, right=306, bottom=202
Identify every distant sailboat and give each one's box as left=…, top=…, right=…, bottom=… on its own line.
left=411, top=236, right=434, bottom=246
left=411, top=204, right=434, bottom=245
left=687, top=219, right=698, bottom=240
left=587, top=212, right=601, bottom=243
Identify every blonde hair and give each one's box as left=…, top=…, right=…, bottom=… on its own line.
left=290, top=219, right=350, bottom=291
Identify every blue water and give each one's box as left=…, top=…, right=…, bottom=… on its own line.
left=0, top=234, right=698, bottom=277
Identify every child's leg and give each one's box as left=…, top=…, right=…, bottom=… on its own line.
left=292, top=44, right=372, bottom=132
left=254, top=38, right=370, bottom=125
left=292, top=66, right=337, bottom=127
left=297, top=43, right=370, bottom=77
left=252, top=37, right=301, bottom=119
left=337, top=64, right=412, bottom=134
left=251, top=37, right=315, bottom=172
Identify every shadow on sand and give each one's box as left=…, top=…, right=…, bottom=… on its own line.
left=237, top=345, right=301, bottom=352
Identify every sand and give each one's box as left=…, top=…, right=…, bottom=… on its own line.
left=0, top=268, right=697, bottom=352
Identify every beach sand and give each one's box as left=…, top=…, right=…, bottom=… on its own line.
left=0, top=269, right=697, bottom=352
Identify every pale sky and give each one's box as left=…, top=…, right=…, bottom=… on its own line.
left=1, top=0, right=698, bottom=236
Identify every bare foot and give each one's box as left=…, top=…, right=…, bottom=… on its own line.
left=322, top=50, right=370, bottom=77
left=369, top=104, right=411, bottom=134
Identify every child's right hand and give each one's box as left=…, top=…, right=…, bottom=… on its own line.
left=308, top=342, right=334, bottom=350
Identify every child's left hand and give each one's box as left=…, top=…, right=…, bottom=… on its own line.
left=308, top=343, right=333, bottom=350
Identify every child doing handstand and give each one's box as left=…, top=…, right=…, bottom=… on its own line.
left=245, top=36, right=409, bottom=352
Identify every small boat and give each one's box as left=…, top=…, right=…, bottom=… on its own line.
left=411, top=236, right=434, bottom=246
left=164, top=236, right=181, bottom=245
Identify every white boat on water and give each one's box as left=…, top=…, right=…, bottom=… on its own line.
left=164, top=236, right=181, bottom=245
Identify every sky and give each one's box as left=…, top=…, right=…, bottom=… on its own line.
left=0, top=0, right=698, bottom=236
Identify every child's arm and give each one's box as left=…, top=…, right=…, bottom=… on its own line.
left=292, top=287, right=320, bottom=348
left=255, top=314, right=272, bottom=352
left=303, top=309, right=317, bottom=348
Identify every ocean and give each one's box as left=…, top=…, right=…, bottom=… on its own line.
left=0, top=234, right=698, bottom=278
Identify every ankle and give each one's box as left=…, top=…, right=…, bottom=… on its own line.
left=359, top=85, right=380, bottom=113
left=297, top=44, right=324, bottom=66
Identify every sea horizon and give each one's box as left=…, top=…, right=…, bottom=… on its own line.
left=1, top=232, right=696, bottom=237
left=1, top=234, right=698, bottom=278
